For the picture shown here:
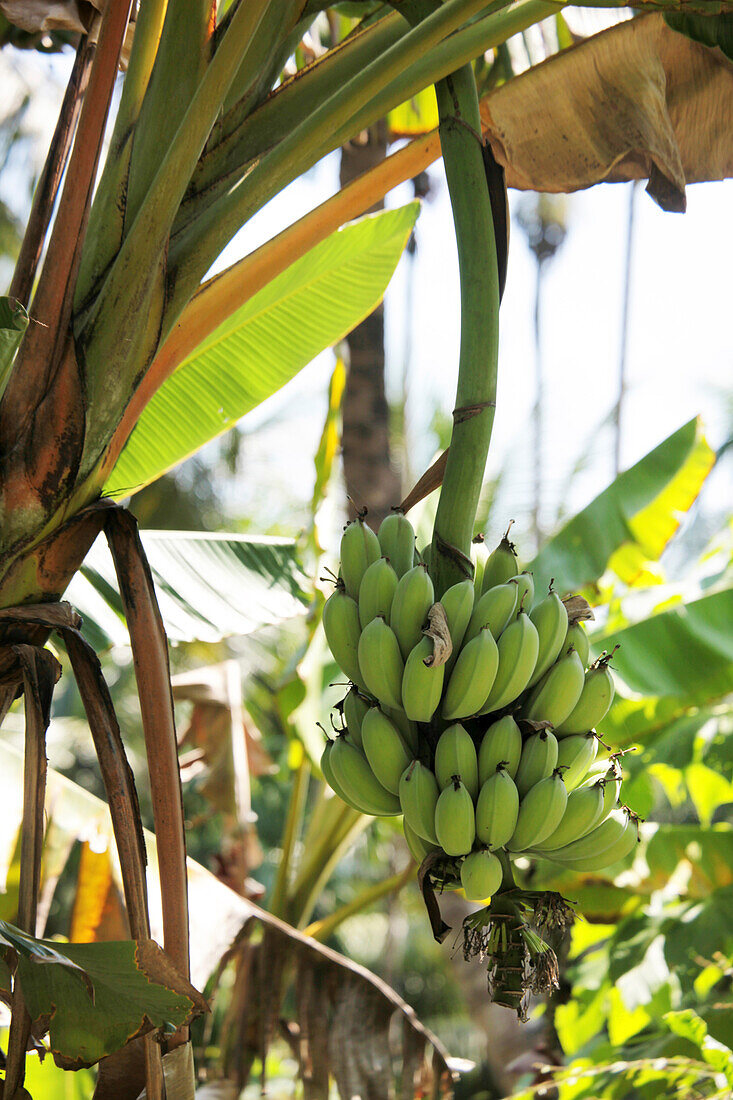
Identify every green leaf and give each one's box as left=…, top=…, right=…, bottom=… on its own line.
left=66, top=530, right=309, bottom=646
left=527, top=419, right=714, bottom=596
left=597, top=586, right=733, bottom=703
left=665, top=13, right=733, bottom=62
left=645, top=827, right=733, bottom=898
left=0, top=921, right=207, bottom=1070
left=106, top=203, right=420, bottom=496
left=685, top=763, right=733, bottom=827
left=0, top=294, right=28, bottom=399
left=388, top=84, right=439, bottom=136
left=664, top=1009, right=733, bottom=1085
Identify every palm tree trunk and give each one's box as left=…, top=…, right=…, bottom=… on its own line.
left=339, top=122, right=402, bottom=528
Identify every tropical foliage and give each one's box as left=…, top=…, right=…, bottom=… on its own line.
left=0, top=0, right=731, bottom=1097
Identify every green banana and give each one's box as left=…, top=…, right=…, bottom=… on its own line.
left=475, top=764, right=519, bottom=848
left=377, top=511, right=416, bottom=578
left=339, top=517, right=380, bottom=600
left=478, top=610, right=539, bottom=714
left=399, top=760, right=440, bottom=844
left=578, top=761, right=623, bottom=817
left=527, top=588, right=569, bottom=688
left=435, top=776, right=476, bottom=856
left=564, top=621, right=590, bottom=668
left=549, top=812, right=639, bottom=872
left=434, top=723, right=479, bottom=800
left=480, top=528, right=519, bottom=594
left=478, top=715, right=523, bottom=782
left=442, top=627, right=499, bottom=721
left=440, top=579, right=476, bottom=671
left=523, top=646, right=585, bottom=728
left=403, top=819, right=438, bottom=864
left=357, top=616, right=404, bottom=709
left=401, top=636, right=445, bottom=722
left=514, top=729, right=559, bottom=797
left=460, top=849, right=503, bottom=901
left=342, top=686, right=370, bottom=749
left=464, top=580, right=518, bottom=643
left=358, top=556, right=399, bottom=630
left=320, top=739, right=364, bottom=812
left=599, top=763, right=623, bottom=816
left=329, top=736, right=401, bottom=816
left=506, top=770, right=568, bottom=852
left=513, top=571, right=534, bottom=610
left=556, top=732, right=598, bottom=790
left=541, top=807, right=637, bottom=870
left=471, top=536, right=489, bottom=603
left=532, top=781, right=605, bottom=851
left=390, top=563, right=435, bottom=660
left=322, top=584, right=363, bottom=686
left=556, top=655, right=615, bottom=735
left=384, top=705, right=419, bottom=754
left=361, top=706, right=413, bottom=795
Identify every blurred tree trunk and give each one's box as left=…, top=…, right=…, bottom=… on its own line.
left=339, top=122, right=402, bottom=529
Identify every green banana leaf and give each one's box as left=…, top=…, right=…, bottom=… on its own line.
left=106, top=203, right=419, bottom=496
left=527, top=418, right=715, bottom=597
left=66, top=530, right=309, bottom=648
left=0, top=294, right=28, bottom=400
left=597, top=585, right=733, bottom=705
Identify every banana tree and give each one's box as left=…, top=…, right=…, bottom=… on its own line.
left=1, top=0, right=732, bottom=1097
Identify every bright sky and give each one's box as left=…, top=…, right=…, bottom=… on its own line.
left=231, top=153, right=732, bottom=548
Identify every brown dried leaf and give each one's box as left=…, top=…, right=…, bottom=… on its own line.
left=422, top=603, right=452, bottom=668
left=562, top=595, right=595, bottom=625
left=481, top=13, right=733, bottom=211
left=398, top=450, right=449, bottom=514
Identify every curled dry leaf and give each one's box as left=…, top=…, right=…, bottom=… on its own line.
left=481, top=13, right=733, bottom=212
left=422, top=602, right=452, bottom=668
left=562, top=594, right=595, bottom=625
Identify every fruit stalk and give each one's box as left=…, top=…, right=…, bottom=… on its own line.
left=428, top=66, right=501, bottom=596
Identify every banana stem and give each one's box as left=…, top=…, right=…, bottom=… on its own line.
left=269, top=754, right=311, bottom=919
left=428, top=68, right=500, bottom=597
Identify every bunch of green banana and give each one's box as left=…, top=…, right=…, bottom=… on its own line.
left=320, top=515, right=635, bottom=890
